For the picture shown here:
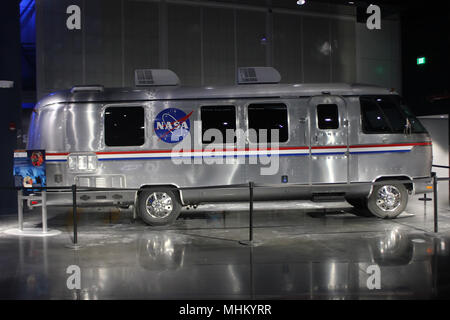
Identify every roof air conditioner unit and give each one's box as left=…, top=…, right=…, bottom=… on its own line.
left=237, top=67, right=281, bottom=85
left=134, top=69, right=180, bottom=87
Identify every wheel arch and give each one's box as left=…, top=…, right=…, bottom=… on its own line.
left=136, top=184, right=184, bottom=205
left=368, top=175, right=414, bottom=198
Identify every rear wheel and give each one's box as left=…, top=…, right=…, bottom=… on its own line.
left=367, top=183, right=408, bottom=219
left=138, top=188, right=181, bottom=226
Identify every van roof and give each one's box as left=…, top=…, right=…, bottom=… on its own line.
left=36, top=83, right=397, bottom=109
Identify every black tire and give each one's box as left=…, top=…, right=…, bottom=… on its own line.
left=367, top=183, right=408, bottom=219
left=346, top=197, right=366, bottom=209
left=346, top=197, right=373, bottom=217
left=138, top=187, right=181, bottom=226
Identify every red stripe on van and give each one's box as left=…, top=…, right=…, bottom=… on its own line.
left=96, top=146, right=310, bottom=155
left=311, top=146, right=347, bottom=149
left=350, top=142, right=432, bottom=148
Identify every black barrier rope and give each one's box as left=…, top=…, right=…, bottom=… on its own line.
left=433, top=164, right=450, bottom=169
left=1, top=174, right=447, bottom=248
left=0, top=177, right=436, bottom=193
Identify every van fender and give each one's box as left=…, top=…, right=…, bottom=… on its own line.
left=368, top=175, right=414, bottom=199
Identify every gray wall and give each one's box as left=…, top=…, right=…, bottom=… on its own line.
left=36, top=0, right=400, bottom=99
left=419, top=116, right=449, bottom=208
left=356, top=19, right=402, bottom=93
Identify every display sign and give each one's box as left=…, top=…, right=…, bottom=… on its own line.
left=13, top=150, right=46, bottom=188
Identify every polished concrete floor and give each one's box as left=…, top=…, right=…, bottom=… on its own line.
left=1, top=193, right=450, bottom=299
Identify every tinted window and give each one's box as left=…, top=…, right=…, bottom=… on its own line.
left=201, top=106, right=236, bottom=144
left=317, top=104, right=339, bottom=129
left=248, top=103, right=288, bottom=143
left=105, top=107, right=145, bottom=146
left=376, top=97, right=405, bottom=132
left=360, top=95, right=427, bottom=134
left=360, top=97, right=391, bottom=133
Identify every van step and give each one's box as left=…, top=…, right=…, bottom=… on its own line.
left=311, top=193, right=346, bottom=202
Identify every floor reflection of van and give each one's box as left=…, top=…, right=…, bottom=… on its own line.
left=27, top=67, right=433, bottom=225
left=135, top=229, right=440, bottom=298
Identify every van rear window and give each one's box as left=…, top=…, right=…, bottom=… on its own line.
left=360, top=96, right=427, bottom=134
left=105, top=106, right=145, bottom=146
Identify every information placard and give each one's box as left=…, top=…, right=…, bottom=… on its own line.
left=13, top=150, right=46, bottom=188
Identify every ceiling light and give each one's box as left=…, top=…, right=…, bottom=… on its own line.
left=296, top=0, right=306, bottom=5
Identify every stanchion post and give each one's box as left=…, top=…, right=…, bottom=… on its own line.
left=42, top=190, right=47, bottom=233
left=72, top=184, right=78, bottom=244
left=17, top=188, right=23, bottom=231
left=432, top=172, right=438, bottom=233
left=239, top=181, right=255, bottom=246
left=249, top=181, right=254, bottom=242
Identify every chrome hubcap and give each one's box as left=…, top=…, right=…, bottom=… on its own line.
left=376, top=185, right=401, bottom=212
left=145, top=192, right=173, bottom=219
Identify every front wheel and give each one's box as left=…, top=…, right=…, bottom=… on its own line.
left=138, top=188, right=181, bottom=226
left=367, top=183, right=408, bottom=219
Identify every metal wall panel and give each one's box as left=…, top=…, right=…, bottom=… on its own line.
left=302, top=16, right=331, bottom=83
left=203, top=7, right=235, bottom=86
left=84, top=0, right=123, bottom=87
left=331, top=18, right=356, bottom=83
left=355, top=20, right=402, bottom=93
left=34, top=1, right=398, bottom=98
left=273, top=13, right=302, bottom=84
left=235, top=10, right=266, bottom=69
left=37, top=0, right=83, bottom=95
left=168, top=4, right=201, bottom=86
left=123, top=0, right=159, bottom=87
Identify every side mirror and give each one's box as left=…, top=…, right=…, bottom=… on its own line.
left=404, top=118, right=412, bottom=135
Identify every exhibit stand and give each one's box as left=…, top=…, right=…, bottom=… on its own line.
left=4, top=189, right=61, bottom=237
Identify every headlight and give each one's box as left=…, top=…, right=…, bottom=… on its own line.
left=68, top=154, right=97, bottom=172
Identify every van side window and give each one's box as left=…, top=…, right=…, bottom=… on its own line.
left=376, top=97, right=405, bottom=133
left=201, top=106, right=236, bottom=144
left=248, top=103, right=288, bottom=143
left=317, top=104, right=339, bottom=129
left=105, top=106, right=145, bottom=146
left=360, top=97, right=391, bottom=133
left=360, top=96, right=427, bottom=134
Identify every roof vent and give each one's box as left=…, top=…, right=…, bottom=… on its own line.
left=70, top=85, right=104, bottom=94
left=134, top=69, right=180, bottom=87
left=237, top=67, right=281, bottom=85
left=0, top=80, right=14, bottom=88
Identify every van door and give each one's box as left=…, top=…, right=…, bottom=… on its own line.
left=308, top=95, right=349, bottom=184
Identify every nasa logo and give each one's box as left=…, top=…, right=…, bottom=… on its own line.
left=154, top=108, right=192, bottom=143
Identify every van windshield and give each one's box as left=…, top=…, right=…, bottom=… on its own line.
left=360, top=95, right=427, bottom=134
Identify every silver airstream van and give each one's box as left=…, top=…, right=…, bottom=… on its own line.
left=27, top=67, right=433, bottom=225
